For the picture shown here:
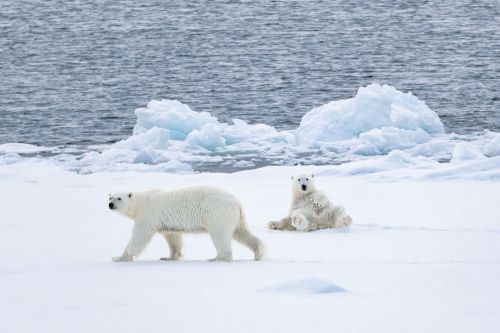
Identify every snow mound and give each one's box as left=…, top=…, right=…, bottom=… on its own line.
left=451, top=142, right=486, bottom=163
left=296, top=84, right=444, bottom=145
left=134, top=100, right=218, bottom=140
left=352, top=127, right=432, bottom=155
left=259, top=278, right=347, bottom=294
left=133, top=100, right=295, bottom=153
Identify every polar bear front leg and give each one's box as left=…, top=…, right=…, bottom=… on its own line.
left=268, top=217, right=291, bottom=230
left=290, top=211, right=310, bottom=231
left=313, top=199, right=326, bottom=212
left=160, top=232, right=184, bottom=261
left=113, top=224, right=155, bottom=262
left=312, top=193, right=329, bottom=213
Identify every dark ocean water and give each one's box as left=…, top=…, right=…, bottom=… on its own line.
left=1, top=0, right=499, bottom=149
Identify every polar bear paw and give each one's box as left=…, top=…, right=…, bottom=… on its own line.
left=335, top=215, right=353, bottom=228
left=112, top=255, right=133, bottom=262
left=160, top=253, right=184, bottom=261
left=291, top=215, right=309, bottom=231
left=208, top=255, right=233, bottom=262
left=313, top=201, right=324, bottom=211
left=268, top=221, right=281, bottom=230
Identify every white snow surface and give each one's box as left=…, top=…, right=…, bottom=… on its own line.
left=258, top=278, right=347, bottom=294
left=0, top=143, right=54, bottom=154
left=1, top=162, right=499, bottom=333
left=5, top=84, right=499, bottom=173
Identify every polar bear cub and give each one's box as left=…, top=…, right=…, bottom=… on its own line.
left=268, top=174, right=352, bottom=232
left=108, top=187, right=265, bottom=262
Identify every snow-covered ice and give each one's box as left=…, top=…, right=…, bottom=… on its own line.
left=1, top=161, right=499, bottom=333
left=5, top=84, right=499, bottom=173
left=296, top=83, right=444, bottom=145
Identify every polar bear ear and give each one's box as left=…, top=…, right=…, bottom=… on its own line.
left=128, top=193, right=132, bottom=198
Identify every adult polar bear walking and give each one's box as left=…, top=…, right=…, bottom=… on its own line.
left=268, top=173, right=352, bottom=232
left=108, top=187, right=265, bottom=262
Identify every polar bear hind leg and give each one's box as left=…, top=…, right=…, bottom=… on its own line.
left=335, top=213, right=353, bottom=228
left=208, top=230, right=234, bottom=261
left=318, top=206, right=352, bottom=229
left=160, top=232, right=184, bottom=261
left=206, top=206, right=239, bottom=261
left=233, top=211, right=265, bottom=261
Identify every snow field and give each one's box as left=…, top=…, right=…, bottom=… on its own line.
left=1, top=163, right=499, bottom=332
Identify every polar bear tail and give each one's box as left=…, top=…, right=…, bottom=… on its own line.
left=233, top=206, right=265, bottom=261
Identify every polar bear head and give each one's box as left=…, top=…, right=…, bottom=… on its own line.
left=291, top=173, right=316, bottom=195
left=108, top=192, right=133, bottom=216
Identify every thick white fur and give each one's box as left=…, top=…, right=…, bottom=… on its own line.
left=109, top=187, right=265, bottom=262
left=268, top=173, right=352, bottom=232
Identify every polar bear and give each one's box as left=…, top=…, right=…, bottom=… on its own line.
left=268, top=174, right=352, bottom=232
left=108, top=187, right=265, bottom=262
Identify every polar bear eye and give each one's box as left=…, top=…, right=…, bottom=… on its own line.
left=118, top=197, right=122, bottom=201
left=306, top=178, right=309, bottom=181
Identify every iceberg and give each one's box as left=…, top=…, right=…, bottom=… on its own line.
left=295, top=83, right=444, bottom=145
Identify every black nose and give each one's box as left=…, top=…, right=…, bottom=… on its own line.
left=301, top=185, right=307, bottom=191
left=109, top=202, right=114, bottom=209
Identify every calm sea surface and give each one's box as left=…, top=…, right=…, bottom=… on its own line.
left=1, top=0, right=499, bottom=148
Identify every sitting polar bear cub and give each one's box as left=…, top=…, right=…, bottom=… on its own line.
left=268, top=174, right=352, bottom=232
left=108, top=187, right=265, bottom=262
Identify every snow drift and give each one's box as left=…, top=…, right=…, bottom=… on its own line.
left=296, top=84, right=444, bottom=148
